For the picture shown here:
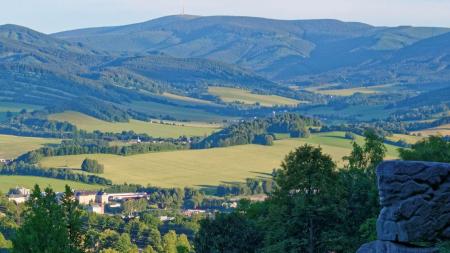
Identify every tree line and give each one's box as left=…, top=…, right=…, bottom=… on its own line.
left=194, top=133, right=450, bottom=253
left=193, top=113, right=320, bottom=148
left=0, top=162, right=112, bottom=185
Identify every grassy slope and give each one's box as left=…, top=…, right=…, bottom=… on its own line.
left=413, top=124, right=450, bottom=136
left=49, top=111, right=220, bottom=138
left=0, top=134, right=60, bottom=159
left=303, top=105, right=397, bottom=122
left=161, top=92, right=215, bottom=105
left=40, top=132, right=399, bottom=188
left=126, top=101, right=230, bottom=122
left=0, top=102, right=43, bottom=112
left=387, top=134, right=424, bottom=144
left=0, top=176, right=100, bottom=192
left=209, top=87, right=301, bottom=107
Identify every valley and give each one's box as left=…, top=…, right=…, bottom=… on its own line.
left=0, top=176, right=100, bottom=192
left=0, top=134, right=60, bottom=159
left=1, top=9, right=450, bottom=253
left=48, top=111, right=220, bottom=138
left=38, top=132, right=399, bottom=188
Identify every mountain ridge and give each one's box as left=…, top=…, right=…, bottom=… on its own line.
left=53, top=15, right=450, bottom=84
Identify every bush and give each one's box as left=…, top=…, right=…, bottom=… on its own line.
left=81, top=159, right=104, bottom=174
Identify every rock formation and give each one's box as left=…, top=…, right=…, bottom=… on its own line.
left=357, top=160, right=450, bottom=253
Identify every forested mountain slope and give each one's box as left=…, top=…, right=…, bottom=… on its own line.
left=0, top=24, right=278, bottom=121
left=54, top=15, right=450, bottom=84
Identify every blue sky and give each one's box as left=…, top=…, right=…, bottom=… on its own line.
left=1, top=0, right=450, bottom=33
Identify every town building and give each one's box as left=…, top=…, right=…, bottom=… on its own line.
left=75, top=191, right=98, bottom=205
left=87, top=204, right=104, bottom=214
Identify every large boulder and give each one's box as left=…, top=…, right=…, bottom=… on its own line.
left=376, top=161, right=450, bottom=242
left=357, top=241, right=438, bottom=253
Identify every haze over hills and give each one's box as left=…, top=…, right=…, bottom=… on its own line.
left=54, top=15, right=450, bottom=86
left=1, top=15, right=450, bottom=122
left=0, top=23, right=278, bottom=120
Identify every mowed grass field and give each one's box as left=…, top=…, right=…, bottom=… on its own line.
left=40, top=132, right=399, bottom=188
left=0, top=176, right=101, bottom=193
left=387, top=134, right=423, bottom=144
left=413, top=124, right=450, bottom=137
left=162, top=92, right=215, bottom=105
left=0, top=102, right=43, bottom=112
left=303, top=84, right=396, bottom=96
left=0, top=134, right=60, bottom=159
left=208, top=86, right=301, bottom=107
left=49, top=111, right=220, bottom=138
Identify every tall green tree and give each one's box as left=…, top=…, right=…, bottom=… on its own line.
left=339, top=130, right=387, bottom=251
left=399, top=136, right=450, bottom=163
left=62, top=185, right=84, bottom=253
left=344, top=130, right=387, bottom=176
left=195, top=212, right=262, bottom=253
left=176, top=234, right=191, bottom=253
left=12, top=185, right=69, bottom=253
left=264, top=144, right=345, bottom=253
left=162, top=231, right=178, bottom=253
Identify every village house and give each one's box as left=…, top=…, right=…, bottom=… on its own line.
left=182, top=209, right=206, bottom=217
left=87, top=204, right=104, bottom=214
left=7, top=187, right=31, bottom=204
left=75, top=191, right=98, bottom=205
left=8, top=194, right=28, bottom=204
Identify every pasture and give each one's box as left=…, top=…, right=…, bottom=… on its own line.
left=302, top=104, right=396, bottom=122
left=49, top=111, right=220, bottom=138
left=303, top=84, right=396, bottom=96
left=413, top=124, right=450, bottom=137
left=208, top=86, right=301, bottom=107
left=0, top=102, right=43, bottom=112
left=40, top=132, right=399, bottom=188
left=126, top=101, right=229, bottom=122
left=0, top=176, right=101, bottom=193
left=387, top=134, right=423, bottom=144
left=0, top=134, right=60, bottom=159
left=162, top=92, right=215, bottom=105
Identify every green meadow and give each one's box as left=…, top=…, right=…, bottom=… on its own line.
left=208, top=86, right=302, bottom=107
left=40, top=132, right=400, bottom=188
left=0, top=134, right=60, bottom=159
left=49, top=111, right=221, bottom=138
left=0, top=176, right=101, bottom=193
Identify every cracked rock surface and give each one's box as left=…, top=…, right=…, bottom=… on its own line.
left=377, top=161, right=450, bottom=242
left=357, top=161, right=450, bottom=253
left=357, top=241, right=438, bottom=253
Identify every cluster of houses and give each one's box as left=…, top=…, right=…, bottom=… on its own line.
left=6, top=186, right=249, bottom=219
left=6, top=187, right=149, bottom=215
left=0, top=158, right=12, bottom=165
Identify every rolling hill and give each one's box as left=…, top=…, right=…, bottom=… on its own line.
left=54, top=15, right=450, bottom=84
left=0, top=24, right=279, bottom=121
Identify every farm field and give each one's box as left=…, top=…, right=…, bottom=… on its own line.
left=40, top=132, right=399, bottom=188
left=126, top=101, right=229, bottom=122
left=0, top=102, right=43, bottom=112
left=0, top=176, right=101, bottom=192
left=387, top=134, right=423, bottom=144
left=0, top=102, right=44, bottom=121
left=304, top=84, right=396, bottom=96
left=162, top=92, right=215, bottom=105
left=301, top=104, right=397, bottom=122
left=49, top=111, right=220, bottom=138
left=0, top=134, right=60, bottom=159
left=413, top=124, right=450, bottom=137
left=208, top=86, right=301, bottom=107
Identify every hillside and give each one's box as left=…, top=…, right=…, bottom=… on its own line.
left=0, top=24, right=279, bottom=121
left=54, top=15, right=450, bottom=84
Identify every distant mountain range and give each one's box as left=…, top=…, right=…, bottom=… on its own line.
left=0, top=23, right=277, bottom=120
left=54, top=15, right=450, bottom=87
left=1, top=15, right=450, bottom=121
